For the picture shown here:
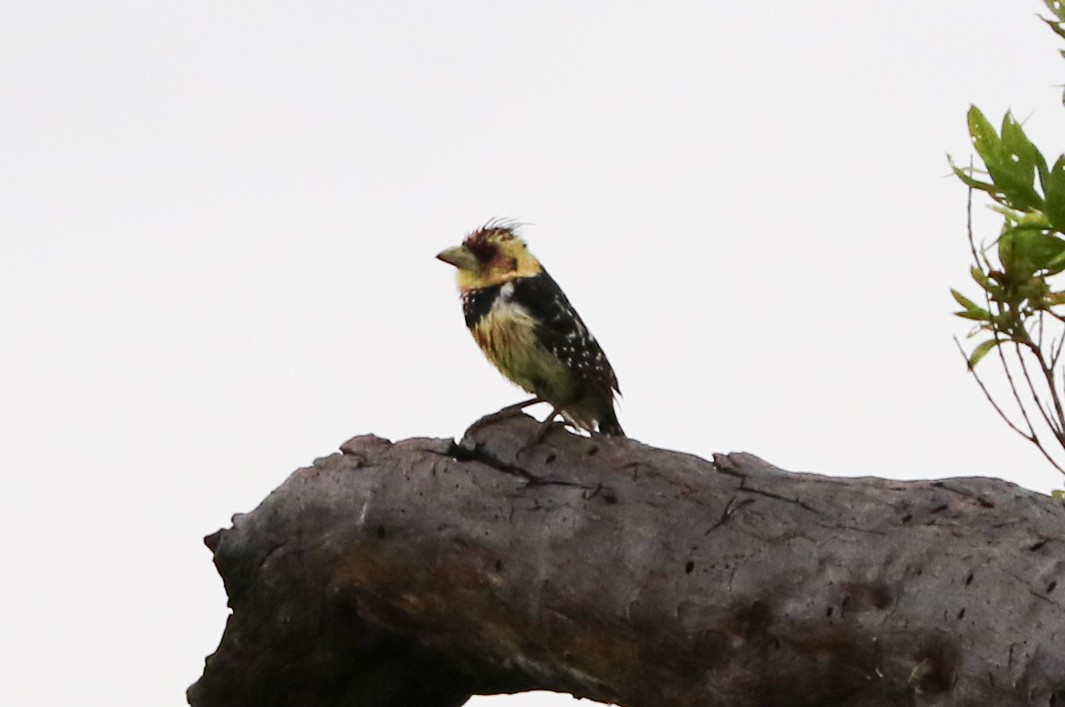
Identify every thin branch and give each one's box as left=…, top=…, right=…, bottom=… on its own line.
left=966, top=178, right=982, bottom=268
left=954, top=337, right=1034, bottom=442
left=1014, top=342, right=1063, bottom=441
left=993, top=325, right=1040, bottom=439
left=1052, top=333, right=1065, bottom=369
left=1010, top=342, right=1065, bottom=473
left=1035, top=352, right=1065, bottom=442
left=1018, top=324, right=1065, bottom=445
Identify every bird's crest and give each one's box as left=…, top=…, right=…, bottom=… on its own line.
left=454, top=219, right=541, bottom=287
left=463, top=219, right=525, bottom=262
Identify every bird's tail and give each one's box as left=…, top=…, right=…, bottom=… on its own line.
left=598, top=406, right=625, bottom=437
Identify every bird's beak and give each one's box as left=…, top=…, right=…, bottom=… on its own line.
left=436, top=245, right=479, bottom=271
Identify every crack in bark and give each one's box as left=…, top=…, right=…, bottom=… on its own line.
left=431, top=440, right=539, bottom=480
left=814, top=522, right=888, bottom=536
left=430, top=440, right=609, bottom=496
left=704, top=495, right=755, bottom=535
left=739, top=479, right=828, bottom=517
left=1006, top=571, right=1065, bottom=611
left=931, top=481, right=997, bottom=509
left=259, top=541, right=285, bottom=570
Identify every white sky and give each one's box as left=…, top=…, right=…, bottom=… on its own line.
left=4, top=2, right=1065, bottom=706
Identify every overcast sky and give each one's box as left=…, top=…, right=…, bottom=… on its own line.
left=4, top=2, right=1065, bottom=706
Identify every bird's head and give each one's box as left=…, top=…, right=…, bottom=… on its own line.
left=436, top=222, right=542, bottom=291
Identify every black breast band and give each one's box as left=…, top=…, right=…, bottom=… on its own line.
left=462, top=284, right=502, bottom=328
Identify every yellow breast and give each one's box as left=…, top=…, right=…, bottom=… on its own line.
left=470, top=290, right=572, bottom=398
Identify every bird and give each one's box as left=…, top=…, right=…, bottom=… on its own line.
left=436, top=221, right=624, bottom=436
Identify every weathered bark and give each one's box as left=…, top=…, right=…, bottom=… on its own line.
left=188, top=414, right=1065, bottom=707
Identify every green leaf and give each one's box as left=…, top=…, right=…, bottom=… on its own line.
left=955, top=310, right=992, bottom=322
left=967, top=338, right=1001, bottom=369
left=949, top=160, right=997, bottom=194
left=1047, top=0, right=1065, bottom=22
left=958, top=161, right=996, bottom=190
left=997, top=228, right=1025, bottom=275
left=989, top=204, right=1030, bottom=225
left=1044, top=0, right=1065, bottom=34
left=1052, top=489, right=1065, bottom=499
left=1017, top=211, right=1053, bottom=229
left=951, top=289, right=991, bottom=321
left=1024, top=230, right=1065, bottom=270
left=970, top=266, right=992, bottom=289
left=991, top=113, right=1045, bottom=211
left=1047, top=247, right=1065, bottom=275
left=1045, top=155, right=1065, bottom=231
left=998, top=227, right=1065, bottom=277
left=967, top=106, right=1000, bottom=167
left=963, top=109, right=1045, bottom=210
left=1001, top=114, right=1041, bottom=175
left=951, top=289, right=981, bottom=310
left=1006, top=117, right=1050, bottom=194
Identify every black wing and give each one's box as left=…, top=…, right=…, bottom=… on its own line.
left=509, top=271, right=621, bottom=397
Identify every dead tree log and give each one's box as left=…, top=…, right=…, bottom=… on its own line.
left=188, top=414, right=1065, bottom=707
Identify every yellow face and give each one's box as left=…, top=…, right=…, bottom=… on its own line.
left=436, top=225, right=542, bottom=291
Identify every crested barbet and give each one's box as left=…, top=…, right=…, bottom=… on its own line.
left=437, top=221, right=624, bottom=436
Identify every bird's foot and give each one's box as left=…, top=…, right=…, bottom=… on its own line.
left=499, top=396, right=544, bottom=415
left=480, top=397, right=545, bottom=424
left=516, top=407, right=564, bottom=456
